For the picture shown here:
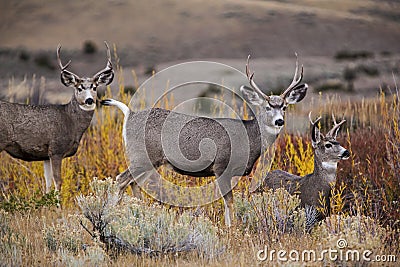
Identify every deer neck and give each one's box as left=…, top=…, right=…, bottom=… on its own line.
left=255, top=114, right=281, bottom=151
left=66, top=97, right=95, bottom=132
left=243, top=119, right=262, bottom=153
left=313, top=156, right=338, bottom=185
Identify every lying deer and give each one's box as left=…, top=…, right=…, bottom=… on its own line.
left=101, top=56, right=308, bottom=226
left=262, top=114, right=350, bottom=218
left=0, top=42, right=114, bottom=193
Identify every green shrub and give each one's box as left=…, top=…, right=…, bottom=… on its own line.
left=144, top=66, right=156, bottom=76
left=357, top=64, right=379, bottom=77
left=0, top=190, right=60, bottom=212
left=343, top=66, right=357, bottom=91
left=34, top=53, right=56, bottom=70
left=83, top=40, right=97, bottom=54
left=18, top=49, right=30, bottom=61
left=43, top=213, right=110, bottom=265
left=235, top=189, right=318, bottom=237
left=123, top=85, right=136, bottom=96
left=335, top=50, right=374, bottom=60
left=76, top=178, right=224, bottom=259
left=314, top=79, right=345, bottom=92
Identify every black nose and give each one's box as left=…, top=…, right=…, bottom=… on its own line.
left=342, top=150, right=350, bottom=158
left=85, top=98, right=94, bottom=105
left=275, top=119, right=284, bottom=127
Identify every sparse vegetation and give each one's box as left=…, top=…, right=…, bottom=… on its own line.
left=343, top=66, right=357, bottom=91
left=34, top=53, right=56, bottom=71
left=314, top=79, right=345, bottom=92
left=357, top=64, right=380, bottom=77
left=144, top=66, right=156, bottom=76
left=18, top=49, right=30, bottom=61
left=83, top=40, right=98, bottom=54
left=76, top=178, right=223, bottom=259
left=0, top=190, right=59, bottom=212
left=335, top=50, right=374, bottom=61
left=123, top=85, right=136, bottom=96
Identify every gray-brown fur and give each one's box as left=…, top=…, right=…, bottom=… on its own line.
left=0, top=42, right=114, bottom=192
left=102, top=56, right=308, bottom=226
left=263, top=114, right=350, bottom=219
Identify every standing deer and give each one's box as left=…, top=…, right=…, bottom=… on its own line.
left=263, top=114, right=350, bottom=219
left=101, top=56, right=308, bottom=226
left=0, top=42, right=114, bottom=193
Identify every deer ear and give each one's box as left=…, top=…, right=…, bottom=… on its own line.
left=311, top=121, right=321, bottom=148
left=285, top=83, right=308, bottom=104
left=60, top=71, right=80, bottom=87
left=240, top=85, right=265, bottom=106
left=94, top=68, right=114, bottom=86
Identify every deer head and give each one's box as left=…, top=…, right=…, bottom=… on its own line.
left=310, top=113, right=350, bottom=164
left=240, top=55, right=308, bottom=134
left=57, top=41, right=114, bottom=111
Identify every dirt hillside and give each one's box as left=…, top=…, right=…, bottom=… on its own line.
left=0, top=0, right=399, bottom=104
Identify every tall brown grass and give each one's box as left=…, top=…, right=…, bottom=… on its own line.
left=0, top=69, right=398, bottom=265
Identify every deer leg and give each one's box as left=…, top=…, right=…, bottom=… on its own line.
left=50, top=156, right=63, bottom=192
left=223, top=190, right=234, bottom=227
left=43, top=160, right=54, bottom=193
left=116, top=168, right=130, bottom=188
left=216, top=176, right=235, bottom=227
left=129, top=181, right=142, bottom=199
left=116, top=168, right=142, bottom=199
left=116, top=168, right=134, bottom=193
left=117, top=167, right=153, bottom=200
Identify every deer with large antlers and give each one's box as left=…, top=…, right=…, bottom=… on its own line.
left=101, top=55, right=307, bottom=226
left=0, top=42, right=114, bottom=193
left=261, top=114, right=350, bottom=219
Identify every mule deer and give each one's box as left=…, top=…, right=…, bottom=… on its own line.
left=101, top=56, right=308, bottom=226
left=0, top=42, right=114, bottom=193
left=263, top=113, right=350, bottom=219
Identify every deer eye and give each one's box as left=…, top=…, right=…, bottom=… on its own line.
left=77, top=87, right=83, bottom=92
left=325, top=143, right=332, bottom=148
left=282, top=106, right=287, bottom=111
left=265, top=106, right=271, bottom=111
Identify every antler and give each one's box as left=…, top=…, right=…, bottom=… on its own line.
left=326, top=113, right=346, bottom=139
left=309, top=111, right=322, bottom=143
left=245, top=55, right=270, bottom=100
left=308, top=112, right=322, bottom=126
left=93, top=41, right=113, bottom=79
left=56, top=44, right=77, bottom=76
left=281, top=53, right=304, bottom=99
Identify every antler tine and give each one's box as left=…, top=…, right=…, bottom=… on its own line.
left=246, top=55, right=270, bottom=100
left=103, top=41, right=113, bottom=68
left=308, top=111, right=321, bottom=126
left=93, top=41, right=114, bottom=78
left=56, top=44, right=71, bottom=71
left=326, top=113, right=346, bottom=138
left=281, top=53, right=304, bottom=98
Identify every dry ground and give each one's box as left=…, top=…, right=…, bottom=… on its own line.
left=2, top=0, right=400, bottom=55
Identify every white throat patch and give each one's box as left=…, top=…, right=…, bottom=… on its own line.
left=264, top=125, right=282, bottom=135
left=79, top=104, right=96, bottom=111
left=322, top=161, right=338, bottom=170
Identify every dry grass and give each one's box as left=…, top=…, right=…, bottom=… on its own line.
left=0, top=68, right=399, bottom=265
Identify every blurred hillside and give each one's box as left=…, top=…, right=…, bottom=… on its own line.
left=0, top=0, right=399, bottom=103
